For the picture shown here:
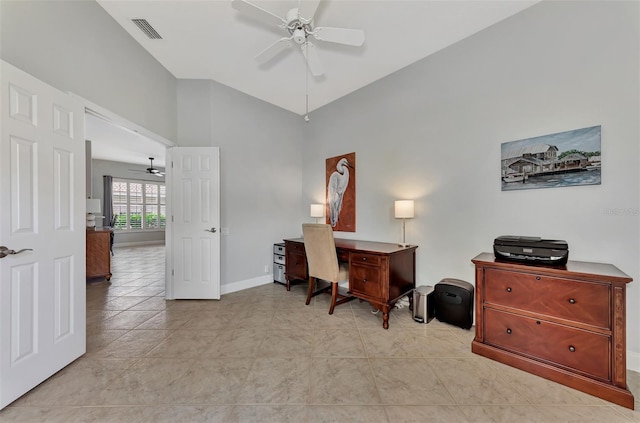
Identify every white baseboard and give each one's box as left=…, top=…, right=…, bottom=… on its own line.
left=221, top=274, right=273, bottom=295
left=628, top=350, right=640, bottom=373
left=113, top=241, right=165, bottom=248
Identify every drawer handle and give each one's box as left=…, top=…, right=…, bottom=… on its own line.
left=568, top=298, right=576, bottom=304
left=506, top=287, right=512, bottom=293
left=362, top=257, right=367, bottom=261
left=506, top=328, right=512, bottom=334
left=535, top=276, right=541, bottom=280
left=569, top=345, right=576, bottom=352
left=362, top=279, right=368, bottom=283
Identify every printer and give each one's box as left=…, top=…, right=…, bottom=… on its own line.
left=493, top=235, right=569, bottom=265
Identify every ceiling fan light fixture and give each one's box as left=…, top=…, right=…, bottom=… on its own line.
left=292, top=28, right=306, bottom=44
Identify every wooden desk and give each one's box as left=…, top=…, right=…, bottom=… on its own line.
left=284, top=238, right=417, bottom=329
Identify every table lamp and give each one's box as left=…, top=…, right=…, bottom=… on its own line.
left=310, top=204, right=324, bottom=224
left=86, top=198, right=103, bottom=229
left=394, top=200, right=414, bottom=247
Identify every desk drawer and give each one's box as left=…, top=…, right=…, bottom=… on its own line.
left=350, top=264, right=382, bottom=299
left=351, top=252, right=381, bottom=267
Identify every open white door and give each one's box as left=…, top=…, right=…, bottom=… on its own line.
left=0, top=61, right=86, bottom=409
left=166, top=147, right=220, bottom=299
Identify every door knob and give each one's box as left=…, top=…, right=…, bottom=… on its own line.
left=0, top=246, right=33, bottom=259
left=204, top=228, right=217, bottom=233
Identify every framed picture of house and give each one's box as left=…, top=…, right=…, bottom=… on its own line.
left=501, top=125, right=601, bottom=191
left=326, top=152, right=356, bottom=232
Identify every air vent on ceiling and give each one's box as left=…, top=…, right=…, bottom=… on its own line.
left=131, top=18, right=163, bottom=39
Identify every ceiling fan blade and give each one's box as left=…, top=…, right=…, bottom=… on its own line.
left=255, top=37, right=293, bottom=64
left=301, top=41, right=324, bottom=77
left=298, top=0, right=321, bottom=24
left=231, top=0, right=286, bottom=28
left=312, top=27, right=365, bottom=47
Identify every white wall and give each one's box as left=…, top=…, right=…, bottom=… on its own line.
left=302, top=0, right=640, bottom=368
left=177, top=80, right=305, bottom=290
left=0, top=0, right=177, bottom=142
left=91, top=159, right=166, bottom=246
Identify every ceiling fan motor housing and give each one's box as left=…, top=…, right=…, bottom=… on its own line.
left=286, top=8, right=311, bottom=45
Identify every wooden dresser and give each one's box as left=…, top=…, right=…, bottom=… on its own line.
left=86, top=229, right=112, bottom=281
left=284, top=238, right=417, bottom=329
left=471, top=252, right=634, bottom=409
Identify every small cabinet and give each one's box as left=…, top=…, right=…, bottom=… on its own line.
left=471, top=252, right=634, bottom=409
left=273, top=243, right=286, bottom=285
left=86, top=229, right=112, bottom=281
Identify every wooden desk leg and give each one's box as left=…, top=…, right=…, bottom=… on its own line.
left=285, top=277, right=291, bottom=291
left=381, top=305, right=390, bottom=329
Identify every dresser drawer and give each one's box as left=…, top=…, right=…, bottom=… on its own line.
left=274, top=243, right=285, bottom=255
left=350, top=264, right=383, bottom=299
left=484, top=268, right=610, bottom=329
left=484, top=308, right=611, bottom=381
left=274, top=254, right=285, bottom=265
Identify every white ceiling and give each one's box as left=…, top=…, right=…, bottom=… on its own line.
left=86, top=112, right=168, bottom=167
left=88, top=0, right=539, bottom=165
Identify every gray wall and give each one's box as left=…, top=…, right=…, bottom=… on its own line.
left=302, top=1, right=639, bottom=363
left=91, top=159, right=166, bottom=246
left=0, top=0, right=177, bottom=142
left=177, top=79, right=304, bottom=289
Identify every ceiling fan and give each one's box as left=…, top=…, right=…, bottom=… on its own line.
left=231, top=0, right=365, bottom=77
left=129, top=157, right=164, bottom=177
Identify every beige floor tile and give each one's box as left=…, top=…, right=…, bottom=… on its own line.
left=231, top=405, right=309, bottom=423
left=360, top=328, right=424, bottom=357
left=128, top=296, right=171, bottom=311
left=85, top=329, right=129, bottom=355
left=385, top=405, right=470, bottom=423
left=312, top=307, right=357, bottom=329
left=202, top=326, right=269, bottom=358
left=93, top=329, right=169, bottom=358
left=309, top=357, right=381, bottom=405
left=371, top=358, right=456, bottom=405
left=98, top=357, right=195, bottom=405
left=312, top=328, right=367, bottom=357
left=134, top=310, right=192, bottom=330
left=428, top=357, right=529, bottom=405
left=259, top=328, right=314, bottom=357
left=308, top=405, right=389, bottom=422
left=271, top=306, right=316, bottom=330
left=11, top=357, right=137, bottom=406
left=100, top=310, right=161, bottom=330
left=145, top=330, right=217, bottom=358
left=236, top=357, right=311, bottom=404
left=165, top=358, right=255, bottom=405
left=464, top=404, right=635, bottom=423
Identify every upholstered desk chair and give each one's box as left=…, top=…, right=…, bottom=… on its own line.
left=302, top=223, right=354, bottom=314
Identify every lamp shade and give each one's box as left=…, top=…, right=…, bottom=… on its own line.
left=394, top=200, right=414, bottom=219
left=310, top=204, right=324, bottom=218
left=86, top=198, right=101, bottom=213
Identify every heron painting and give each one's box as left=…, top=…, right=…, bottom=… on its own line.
left=325, top=152, right=356, bottom=232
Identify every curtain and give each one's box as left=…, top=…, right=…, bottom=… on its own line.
left=103, top=175, right=114, bottom=227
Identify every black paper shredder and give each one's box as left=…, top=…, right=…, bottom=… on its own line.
left=434, top=278, right=474, bottom=329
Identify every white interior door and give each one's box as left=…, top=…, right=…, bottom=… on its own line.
left=0, top=60, right=86, bottom=409
left=166, top=147, right=220, bottom=299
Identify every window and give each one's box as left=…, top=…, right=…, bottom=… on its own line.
left=112, top=179, right=166, bottom=231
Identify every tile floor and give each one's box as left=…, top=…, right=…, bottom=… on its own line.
left=1, top=244, right=639, bottom=422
